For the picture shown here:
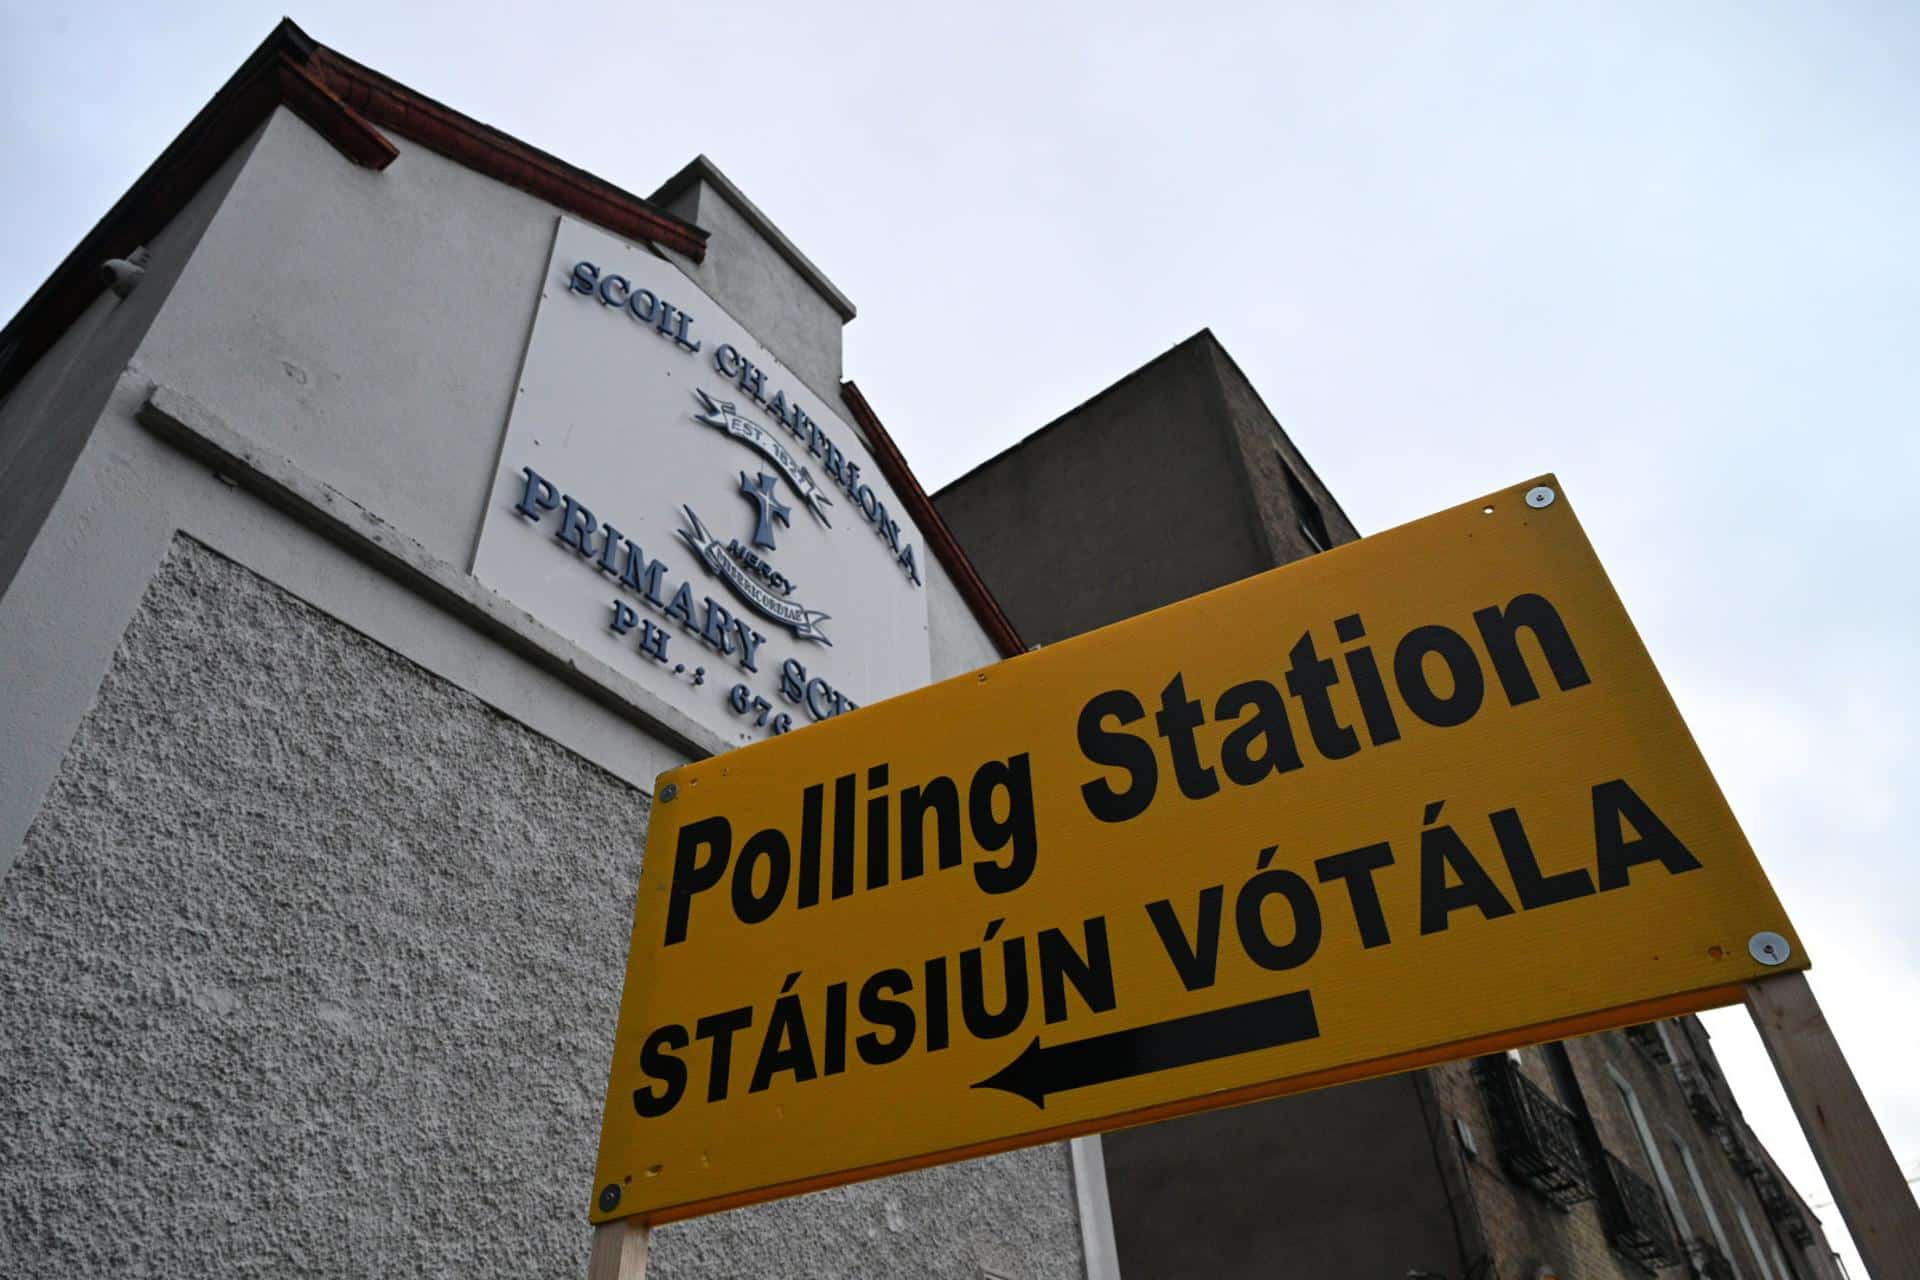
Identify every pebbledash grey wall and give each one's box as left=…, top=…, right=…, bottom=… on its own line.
left=0, top=536, right=1081, bottom=1278
left=0, top=103, right=1093, bottom=1277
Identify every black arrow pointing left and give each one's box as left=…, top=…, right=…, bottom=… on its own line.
left=973, top=989, right=1320, bottom=1109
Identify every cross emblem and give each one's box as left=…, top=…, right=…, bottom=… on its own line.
left=738, top=471, right=792, bottom=550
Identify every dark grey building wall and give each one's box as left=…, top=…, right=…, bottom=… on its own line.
left=0, top=535, right=1085, bottom=1279
left=1103, top=1074, right=1465, bottom=1278
left=1198, top=338, right=1359, bottom=561
left=939, top=329, right=1482, bottom=1279
left=934, top=331, right=1277, bottom=648
left=936, top=324, right=1841, bottom=1280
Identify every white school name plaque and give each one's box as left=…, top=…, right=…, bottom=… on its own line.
left=473, top=216, right=931, bottom=747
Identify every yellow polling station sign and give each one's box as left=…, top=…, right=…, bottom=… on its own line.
left=590, top=475, right=1804, bottom=1225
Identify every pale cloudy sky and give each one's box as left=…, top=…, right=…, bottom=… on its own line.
left=4, top=1, right=1915, bottom=1272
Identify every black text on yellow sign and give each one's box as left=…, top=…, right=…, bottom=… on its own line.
left=591, top=476, right=1803, bottom=1224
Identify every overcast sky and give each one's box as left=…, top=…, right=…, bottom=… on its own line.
left=5, top=1, right=1915, bottom=1272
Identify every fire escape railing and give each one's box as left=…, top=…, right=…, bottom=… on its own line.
left=1685, top=1236, right=1737, bottom=1280
left=1476, top=1056, right=1595, bottom=1209
left=1598, top=1148, right=1681, bottom=1272
left=1717, top=1122, right=1761, bottom=1177
left=1751, top=1165, right=1816, bottom=1247
left=1675, top=1063, right=1729, bottom=1133
left=1623, top=1022, right=1673, bottom=1065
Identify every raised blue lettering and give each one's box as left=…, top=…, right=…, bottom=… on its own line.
left=664, top=582, right=698, bottom=629
left=556, top=496, right=598, bottom=557
left=619, top=542, right=668, bottom=606
left=733, top=620, right=766, bottom=673
left=805, top=677, right=835, bottom=721
left=515, top=467, right=560, bottom=521
left=598, top=274, right=630, bottom=308
left=779, top=658, right=807, bottom=704
left=701, top=599, right=739, bottom=655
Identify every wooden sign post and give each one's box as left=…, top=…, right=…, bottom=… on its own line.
left=587, top=1218, right=649, bottom=1280
left=1746, top=971, right=1920, bottom=1278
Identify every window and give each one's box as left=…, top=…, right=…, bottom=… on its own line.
left=1275, top=448, right=1331, bottom=553
left=1609, top=1067, right=1690, bottom=1234
left=1735, top=1204, right=1780, bottom=1280
left=1675, top=1131, right=1743, bottom=1278
left=1474, top=1054, right=1594, bottom=1207
left=1606, top=1065, right=1689, bottom=1269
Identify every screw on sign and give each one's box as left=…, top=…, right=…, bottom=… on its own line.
left=585, top=477, right=1920, bottom=1280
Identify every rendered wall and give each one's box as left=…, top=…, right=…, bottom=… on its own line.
left=130, top=110, right=552, bottom=567
left=1, top=95, right=1093, bottom=1278
left=926, top=549, right=1007, bottom=679
left=654, top=175, right=847, bottom=411
left=0, top=121, right=263, bottom=602
left=0, top=535, right=1084, bottom=1278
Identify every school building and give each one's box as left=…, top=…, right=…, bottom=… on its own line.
left=0, top=17, right=1845, bottom=1280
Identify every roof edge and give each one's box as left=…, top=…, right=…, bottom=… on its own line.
left=933, top=328, right=1220, bottom=499
left=840, top=380, right=1025, bottom=659
left=653, top=155, right=856, bottom=322
left=0, top=19, right=395, bottom=400
left=1198, top=332, right=1361, bottom=540
left=1, top=18, right=712, bottom=404
left=308, top=46, right=708, bottom=262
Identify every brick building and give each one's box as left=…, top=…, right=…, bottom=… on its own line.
left=937, top=329, right=1850, bottom=1280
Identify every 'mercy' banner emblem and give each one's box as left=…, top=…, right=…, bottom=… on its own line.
left=692, top=389, right=834, bottom=526
left=679, top=506, right=833, bottom=645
